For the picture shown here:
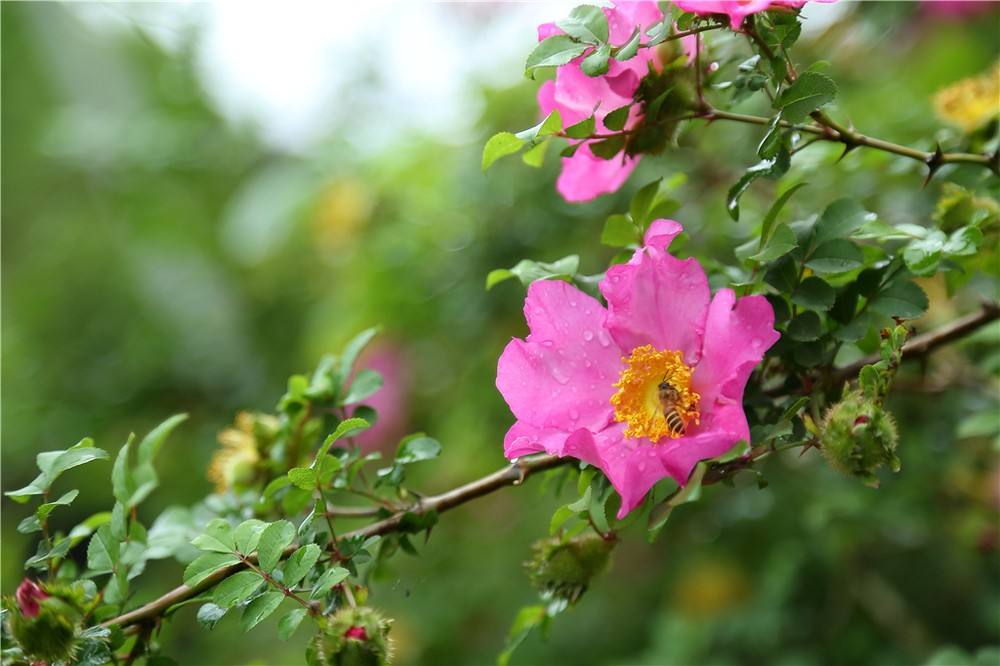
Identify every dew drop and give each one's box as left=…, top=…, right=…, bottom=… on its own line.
left=596, top=329, right=612, bottom=347
left=751, top=337, right=763, bottom=348
left=569, top=409, right=579, bottom=421
left=583, top=330, right=594, bottom=342
left=551, top=366, right=570, bottom=385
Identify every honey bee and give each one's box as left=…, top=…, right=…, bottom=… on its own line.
left=657, top=379, right=686, bottom=437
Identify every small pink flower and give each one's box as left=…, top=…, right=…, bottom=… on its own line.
left=539, top=2, right=691, bottom=203
left=15, top=579, right=48, bottom=618
left=674, top=0, right=833, bottom=29
left=344, top=625, right=368, bottom=641
left=349, top=344, right=410, bottom=454
left=496, top=220, right=779, bottom=517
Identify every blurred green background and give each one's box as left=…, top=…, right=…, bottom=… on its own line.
left=3, top=2, right=999, bottom=665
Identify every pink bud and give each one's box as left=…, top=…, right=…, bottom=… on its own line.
left=15, top=579, right=48, bottom=618
left=344, top=625, right=368, bottom=641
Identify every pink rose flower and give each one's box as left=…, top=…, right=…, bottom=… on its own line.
left=674, top=0, right=831, bottom=29
left=496, top=220, right=780, bottom=517
left=539, top=2, right=686, bottom=203
left=922, top=0, right=998, bottom=18
left=15, top=579, right=48, bottom=618
left=349, top=343, right=410, bottom=454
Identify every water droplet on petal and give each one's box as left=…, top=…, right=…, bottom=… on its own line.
left=569, top=409, right=579, bottom=421
left=751, top=337, right=762, bottom=348
left=596, top=329, right=612, bottom=347
left=583, top=330, right=594, bottom=342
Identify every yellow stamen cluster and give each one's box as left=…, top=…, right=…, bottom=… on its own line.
left=207, top=411, right=261, bottom=492
left=932, top=61, right=999, bottom=133
left=610, top=344, right=700, bottom=442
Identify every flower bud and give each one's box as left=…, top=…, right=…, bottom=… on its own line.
left=306, top=606, right=393, bottom=666
left=525, top=532, right=615, bottom=605
left=820, top=391, right=901, bottom=487
left=4, top=580, right=81, bottom=664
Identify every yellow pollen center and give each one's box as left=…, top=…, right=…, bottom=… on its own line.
left=610, top=344, right=701, bottom=442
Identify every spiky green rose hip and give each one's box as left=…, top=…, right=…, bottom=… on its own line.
left=821, top=390, right=901, bottom=487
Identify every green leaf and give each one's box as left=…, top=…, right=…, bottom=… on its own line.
left=787, top=311, right=823, bottom=341
left=549, top=504, right=578, bottom=536
left=234, top=519, right=268, bottom=555
left=647, top=463, right=708, bottom=543
left=277, top=607, right=308, bottom=641
left=342, top=369, right=383, bottom=405
left=192, top=518, right=236, bottom=554
left=589, top=135, right=625, bottom=160
left=726, top=152, right=790, bottom=221
left=601, top=214, right=639, bottom=248
left=804, top=239, right=864, bottom=274
left=582, top=43, right=611, bottom=76
left=522, top=140, right=550, bottom=168
left=213, top=571, right=264, bottom=609
left=131, top=414, right=187, bottom=508
left=903, top=230, right=946, bottom=276
left=556, top=5, right=609, bottom=43
left=111, top=434, right=136, bottom=506
left=750, top=224, right=798, bottom=262
left=869, top=280, right=929, bottom=319
left=7, top=439, right=108, bottom=503
left=482, top=132, right=526, bottom=172
left=774, top=71, right=837, bottom=124
left=338, top=327, right=380, bottom=386
left=603, top=105, right=630, bottom=132
left=197, top=603, right=227, bottom=630
left=791, top=276, right=836, bottom=310
left=615, top=27, right=642, bottom=61
left=943, top=226, right=983, bottom=257
left=87, top=524, right=120, bottom=574
left=813, top=198, right=873, bottom=246
left=310, top=567, right=350, bottom=599
left=241, top=590, right=285, bottom=632
left=525, top=35, right=589, bottom=75
left=287, top=467, right=318, bottom=491
left=35, top=489, right=79, bottom=523
left=257, top=520, right=296, bottom=573
left=515, top=110, right=562, bottom=143
left=487, top=255, right=580, bottom=290
left=282, top=544, right=321, bottom=588
left=564, top=116, right=595, bottom=139
left=396, top=434, right=442, bottom=464
left=314, top=418, right=371, bottom=461
left=498, top=605, right=548, bottom=666
left=183, top=553, right=240, bottom=588
left=757, top=112, right=784, bottom=159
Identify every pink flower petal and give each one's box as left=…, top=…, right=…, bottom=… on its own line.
left=693, top=289, right=780, bottom=407
left=496, top=280, right=622, bottom=432
left=674, top=0, right=796, bottom=28
left=503, top=421, right=575, bottom=459
left=600, top=220, right=711, bottom=363
left=656, top=400, right=751, bottom=486
left=556, top=144, right=641, bottom=203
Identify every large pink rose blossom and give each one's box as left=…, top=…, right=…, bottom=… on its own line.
left=674, top=0, right=832, bottom=29
left=539, top=2, right=688, bottom=203
left=496, top=220, right=779, bottom=517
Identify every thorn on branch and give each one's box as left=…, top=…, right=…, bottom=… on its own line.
left=923, top=144, right=945, bottom=186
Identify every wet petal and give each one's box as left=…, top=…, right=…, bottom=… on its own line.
left=600, top=220, right=711, bottom=363
left=556, top=144, right=641, bottom=203
left=496, top=280, right=622, bottom=432
left=693, top=289, right=780, bottom=407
